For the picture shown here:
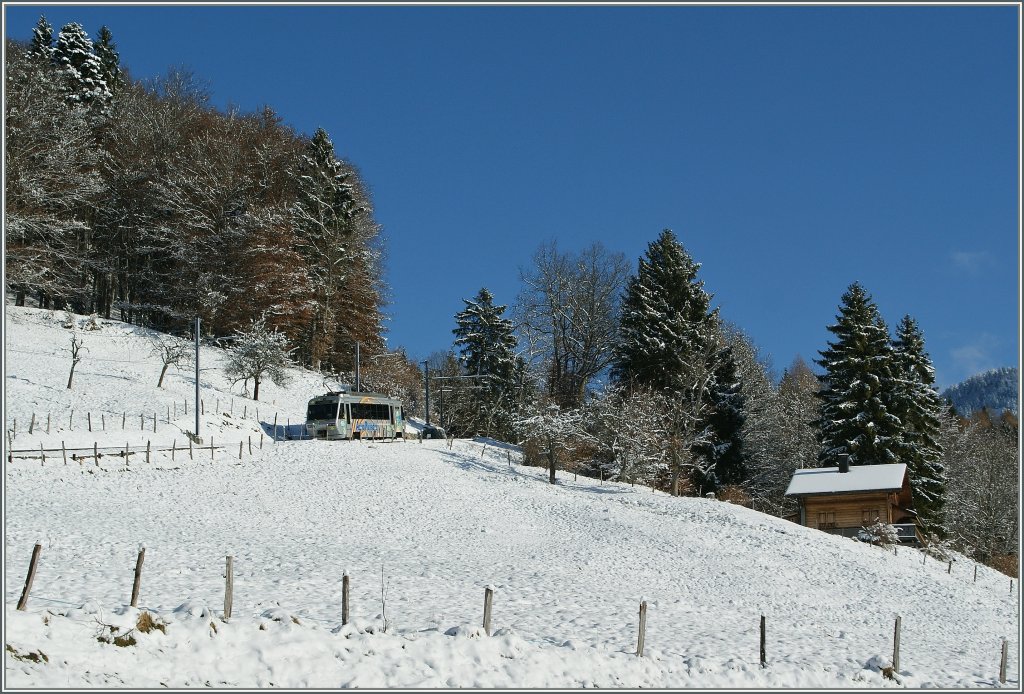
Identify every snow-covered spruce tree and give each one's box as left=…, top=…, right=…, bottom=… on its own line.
left=93, top=26, right=123, bottom=97
left=451, top=288, right=519, bottom=440
left=53, top=23, right=111, bottom=114
left=30, top=15, right=54, bottom=59
left=291, top=127, right=364, bottom=370
left=225, top=314, right=295, bottom=401
left=815, top=282, right=903, bottom=467
left=693, top=343, right=748, bottom=494
left=612, top=229, right=722, bottom=496
left=890, top=315, right=947, bottom=536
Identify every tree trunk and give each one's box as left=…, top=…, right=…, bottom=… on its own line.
left=158, top=363, right=169, bottom=389
left=670, top=449, right=680, bottom=496
left=253, top=376, right=261, bottom=402
left=548, top=446, right=556, bottom=484
left=67, top=364, right=77, bottom=389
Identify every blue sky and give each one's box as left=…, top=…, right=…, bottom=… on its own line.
left=4, top=4, right=1019, bottom=388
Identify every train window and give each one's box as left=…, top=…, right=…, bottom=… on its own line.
left=307, top=401, right=339, bottom=420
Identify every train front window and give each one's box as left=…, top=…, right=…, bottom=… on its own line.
left=307, top=402, right=339, bottom=421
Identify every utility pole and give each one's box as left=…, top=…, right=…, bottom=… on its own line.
left=421, top=360, right=430, bottom=427
left=355, top=341, right=361, bottom=393
left=194, top=316, right=201, bottom=442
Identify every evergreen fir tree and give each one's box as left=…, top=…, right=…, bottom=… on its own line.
left=891, top=315, right=947, bottom=535
left=612, top=229, right=719, bottom=391
left=94, top=26, right=123, bottom=96
left=291, top=127, right=364, bottom=370
left=694, top=344, right=748, bottom=493
left=815, top=282, right=904, bottom=467
left=612, top=229, right=722, bottom=496
left=30, top=15, right=54, bottom=59
left=452, top=288, right=518, bottom=439
left=53, top=22, right=111, bottom=111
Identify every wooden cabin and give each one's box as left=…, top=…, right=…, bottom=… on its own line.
left=785, top=456, right=921, bottom=545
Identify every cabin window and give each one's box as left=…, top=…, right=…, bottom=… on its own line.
left=817, top=512, right=836, bottom=529
left=307, top=402, right=339, bottom=421
left=862, top=509, right=881, bottom=524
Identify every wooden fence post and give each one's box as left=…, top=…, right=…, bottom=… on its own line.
left=153, top=413, right=157, bottom=433
left=16, top=543, right=42, bottom=611
left=61, top=441, right=67, bottom=465
left=172, top=440, right=176, bottom=461
left=216, top=398, right=220, bottom=414
left=12, top=417, right=16, bottom=440
left=146, top=441, right=151, bottom=464
left=167, top=404, right=170, bottom=424
left=122, top=411, right=126, bottom=429
left=87, top=412, right=92, bottom=432
left=760, top=614, right=767, bottom=667
left=40, top=442, right=45, bottom=465
left=260, top=435, right=264, bottom=450
left=636, top=600, right=647, bottom=657
left=948, top=561, right=952, bottom=574
left=239, top=441, right=243, bottom=460
left=244, top=405, right=247, bottom=419
left=130, top=548, right=145, bottom=608
left=224, top=556, right=233, bottom=619
left=248, top=436, right=252, bottom=455
left=69, top=411, right=73, bottom=430
left=974, top=565, right=978, bottom=583
left=124, top=441, right=129, bottom=460
left=140, top=413, right=144, bottom=430
left=893, top=615, right=901, bottom=672
left=999, top=638, right=1007, bottom=687
left=342, top=573, right=350, bottom=625
left=189, top=437, right=193, bottom=460
left=211, top=436, right=215, bottom=460
left=46, top=412, right=50, bottom=434
left=274, top=413, right=278, bottom=441
left=483, top=586, right=494, bottom=636
left=29, top=413, right=35, bottom=434
left=94, top=442, right=99, bottom=466
left=230, top=399, right=233, bottom=416
left=102, top=413, right=106, bottom=431
left=201, top=399, right=205, bottom=415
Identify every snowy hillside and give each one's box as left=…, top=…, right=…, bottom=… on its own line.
left=943, top=367, right=1019, bottom=417
left=3, top=307, right=1019, bottom=688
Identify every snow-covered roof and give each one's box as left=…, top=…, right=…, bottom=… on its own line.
left=785, top=463, right=908, bottom=496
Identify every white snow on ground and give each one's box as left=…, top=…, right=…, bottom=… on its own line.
left=3, top=306, right=1020, bottom=688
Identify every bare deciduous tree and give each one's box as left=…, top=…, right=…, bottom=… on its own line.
left=66, top=334, right=85, bottom=389
left=515, top=241, right=629, bottom=408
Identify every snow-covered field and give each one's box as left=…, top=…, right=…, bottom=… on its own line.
left=3, top=306, right=1019, bottom=688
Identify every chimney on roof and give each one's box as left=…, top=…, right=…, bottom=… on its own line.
left=838, top=454, right=850, bottom=474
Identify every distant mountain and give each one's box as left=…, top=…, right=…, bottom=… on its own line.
left=942, top=367, right=1019, bottom=416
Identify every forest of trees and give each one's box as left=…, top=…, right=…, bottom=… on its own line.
left=5, top=17, right=404, bottom=380
left=4, top=17, right=1017, bottom=571
left=434, top=232, right=1018, bottom=570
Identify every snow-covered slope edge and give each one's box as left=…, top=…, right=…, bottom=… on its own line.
left=3, top=307, right=1019, bottom=688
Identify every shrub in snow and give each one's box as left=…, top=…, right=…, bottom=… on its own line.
left=922, top=532, right=954, bottom=561
left=857, top=521, right=900, bottom=548
left=224, top=314, right=295, bottom=401
left=61, top=310, right=76, bottom=329
left=84, top=313, right=102, bottom=330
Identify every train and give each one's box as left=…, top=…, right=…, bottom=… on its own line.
left=305, top=389, right=405, bottom=440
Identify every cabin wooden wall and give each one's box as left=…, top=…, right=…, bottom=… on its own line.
left=801, top=492, right=897, bottom=530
